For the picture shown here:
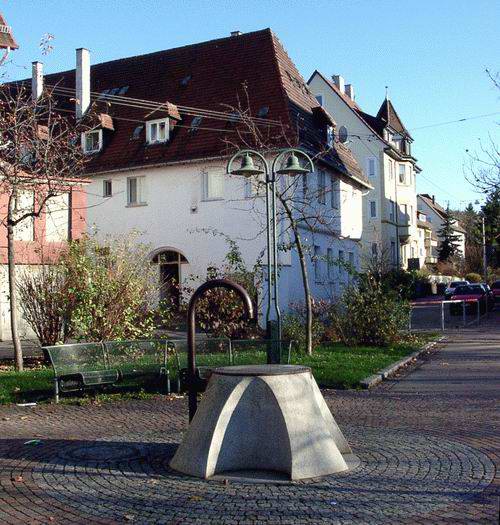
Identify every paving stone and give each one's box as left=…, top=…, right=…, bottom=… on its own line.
left=0, top=315, right=499, bottom=523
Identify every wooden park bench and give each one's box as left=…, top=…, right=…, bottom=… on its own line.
left=43, top=339, right=181, bottom=403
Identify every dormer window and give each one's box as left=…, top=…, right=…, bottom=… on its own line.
left=146, top=118, right=169, bottom=144
left=82, top=130, right=102, bottom=154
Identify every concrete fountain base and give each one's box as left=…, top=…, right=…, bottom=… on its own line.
left=170, top=365, right=353, bottom=481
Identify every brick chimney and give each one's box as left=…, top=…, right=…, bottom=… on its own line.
left=76, top=48, right=90, bottom=120
left=332, top=75, right=345, bottom=94
left=345, top=84, right=354, bottom=100
left=31, top=61, right=43, bottom=101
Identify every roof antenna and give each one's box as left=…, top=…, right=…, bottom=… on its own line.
left=385, top=85, right=389, bottom=101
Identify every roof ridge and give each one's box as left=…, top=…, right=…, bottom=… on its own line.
left=14, top=28, right=274, bottom=82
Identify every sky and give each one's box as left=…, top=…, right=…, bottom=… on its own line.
left=2, top=0, right=499, bottom=210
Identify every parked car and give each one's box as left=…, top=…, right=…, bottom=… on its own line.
left=491, top=280, right=500, bottom=303
left=478, top=283, right=495, bottom=311
left=449, top=284, right=487, bottom=315
left=444, top=280, right=469, bottom=300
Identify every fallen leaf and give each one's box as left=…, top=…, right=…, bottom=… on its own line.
left=189, top=495, right=203, bottom=502
left=124, top=514, right=135, bottom=522
left=20, top=416, right=28, bottom=420
left=12, top=476, right=23, bottom=483
left=2, top=417, right=10, bottom=421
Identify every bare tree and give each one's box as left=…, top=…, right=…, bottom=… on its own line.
left=465, top=69, right=500, bottom=194
left=222, top=89, right=360, bottom=354
left=0, top=85, right=89, bottom=370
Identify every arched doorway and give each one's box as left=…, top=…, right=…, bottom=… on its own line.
left=151, top=249, right=188, bottom=307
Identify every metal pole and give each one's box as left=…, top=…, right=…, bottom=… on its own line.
left=186, top=279, right=254, bottom=421
left=441, top=301, right=445, bottom=331
left=482, top=216, right=487, bottom=282
left=270, top=173, right=282, bottom=340
left=265, top=180, right=273, bottom=328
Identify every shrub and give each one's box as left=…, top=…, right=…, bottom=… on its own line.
left=330, top=277, right=410, bottom=347
left=182, top=239, right=262, bottom=339
left=60, top=234, right=163, bottom=342
left=17, top=264, right=67, bottom=348
left=465, top=272, right=482, bottom=283
left=282, top=300, right=330, bottom=351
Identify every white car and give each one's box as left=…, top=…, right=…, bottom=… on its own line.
left=444, top=280, right=469, bottom=299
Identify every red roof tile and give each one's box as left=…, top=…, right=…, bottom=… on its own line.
left=18, top=29, right=366, bottom=185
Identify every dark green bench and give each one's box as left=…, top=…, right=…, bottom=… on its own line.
left=44, top=340, right=180, bottom=402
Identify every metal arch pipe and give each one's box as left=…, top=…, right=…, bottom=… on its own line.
left=187, top=278, right=255, bottom=421
left=226, top=149, right=269, bottom=179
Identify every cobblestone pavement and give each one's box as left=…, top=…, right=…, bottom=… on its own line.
left=0, top=313, right=498, bottom=524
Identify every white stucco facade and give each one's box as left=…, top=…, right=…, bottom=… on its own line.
left=86, top=159, right=364, bottom=320
left=308, top=72, right=421, bottom=270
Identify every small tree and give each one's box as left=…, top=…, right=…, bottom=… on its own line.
left=222, top=88, right=356, bottom=354
left=0, top=86, right=90, bottom=370
left=437, top=206, right=462, bottom=262
left=60, top=234, right=161, bottom=342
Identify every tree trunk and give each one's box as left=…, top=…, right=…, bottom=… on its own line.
left=7, top=215, right=23, bottom=371
left=282, top=199, right=313, bottom=355
left=292, top=225, right=313, bottom=355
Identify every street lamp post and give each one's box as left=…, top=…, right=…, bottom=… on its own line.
left=227, top=148, right=314, bottom=363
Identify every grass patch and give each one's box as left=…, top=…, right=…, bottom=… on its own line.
left=0, top=336, right=434, bottom=404
left=291, top=342, right=417, bottom=389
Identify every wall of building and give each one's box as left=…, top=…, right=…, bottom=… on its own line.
left=86, top=160, right=363, bottom=321
left=0, top=185, right=87, bottom=341
left=417, top=197, right=465, bottom=258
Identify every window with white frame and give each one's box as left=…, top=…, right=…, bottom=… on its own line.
left=203, top=171, right=224, bottom=200
left=82, top=130, right=102, bottom=154
left=348, top=252, right=354, bottom=280
left=313, top=245, right=321, bottom=282
left=327, top=247, right=333, bottom=281
left=146, top=118, right=169, bottom=144
left=45, top=193, right=69, bottom=242
left=330, top=175, right=339, bottom=209
left=127, top=176, right=146, bottom=205
left=390, top=241, right=396, bottom=264
left=367, top=157, right=376, bottom=177
left=103, top=179, right=112, bottom=197
left=338, top=250, right=345, bottom=280
left=318, top=170, right=326, bottom=204
left=370, top=200, right=377, bottom=218
left=389, top=200, right=395, bottom=221
left=315, top=94, right=323, bottom=106
left=13, top=190, right=34, bottom=241
left=398, top=163, right=406, bottom=184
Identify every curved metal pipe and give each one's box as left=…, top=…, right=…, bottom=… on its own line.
left=187, top=278, right=254, bottom=421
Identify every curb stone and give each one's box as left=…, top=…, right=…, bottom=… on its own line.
left=359, top=336, right=446, bottom=389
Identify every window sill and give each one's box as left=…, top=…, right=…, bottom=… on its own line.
left=126, top=202, right=148, bottom=208
left=201, top=197, right=224, bottom=202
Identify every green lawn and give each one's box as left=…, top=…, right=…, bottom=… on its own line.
left=0, top=339, right=427, bottom=404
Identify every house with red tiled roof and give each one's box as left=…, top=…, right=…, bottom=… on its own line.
left=21, top=29, right=370, bottom=313
left=308, top=71, right=424, bottom=270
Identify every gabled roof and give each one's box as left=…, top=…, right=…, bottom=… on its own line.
left=0, top=13, right=18, bottom=50
left=418, top=194, right=466, bottom=233
left=16, top=29, right=366, bottom=185
left=308, top=69, right=388, bottom=143
left=376, top=98, right=411, bottom=138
